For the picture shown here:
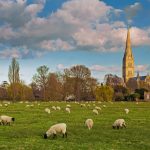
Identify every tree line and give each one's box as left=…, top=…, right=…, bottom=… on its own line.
left=0, top=58, right=149, bottom=102
left=0, top=58, right=114, bottom=102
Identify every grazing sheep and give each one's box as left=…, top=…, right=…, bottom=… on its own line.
left=65, top=108, right=70, bottom=113
left=93, top=109, right=99, bottom=115
left=0, top=104, right=2, bottom=107
left=95, top=106, right=101, bottom=110
left=66, top=104, right=71, bottom=108
left=44, top=123, right=67, bottom=139
left=85, top=119, right=94, bottom=130
left=80, top=104, right=86, bottom=107
left=103, top=105, right=106, bottom=108
left=87, top=104, right=91, bottom=107
left=0, top=115, right=15, bottom=125
left=124, top=108, right=129, bottom=114
left=45, top=108, right=51, bottom=114
left=112, top=119, right=126, bottom=129
left=56, top=106, right=61, bottom=110
left=52, top=106, right=56, bottom=110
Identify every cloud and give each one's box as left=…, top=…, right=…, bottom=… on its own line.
left=90, top=65, right=120, bottom=72
left=0, top=0, right=150, bottom=58
left=125, top=2, right=142, bottom=24
left=135, top=65, right=150, bottom=72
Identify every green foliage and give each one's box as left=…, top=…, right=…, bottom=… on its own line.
left=0, top=102, right=150, bottom=150
left=94, top=85, right=114, bottom=101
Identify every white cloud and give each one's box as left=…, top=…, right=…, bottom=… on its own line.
left=0, top=0, right=150, bottom=58
left=90, top=65, right=120, bottom=72
left=135, top=65, right=149, bottom=72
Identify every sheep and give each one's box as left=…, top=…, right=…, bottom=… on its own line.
left=85, top=119, right=94, bottom=130
left=80, top=104, right=86, bottom=107
left=112, top=119, right=126, bottom=129
left=45, top=108, right=51, bottom=114
left=56, top=106, right=61, bottom=110
left=124, top=108, right=129, bottom=114
left=95, top=106, right=101, bottom=111
left=65, top=107, right=70, bottom=113
left=103, top=105, right=106, bottom=108
left=44, top=123, right=67, bottom=139
left=66, top=104, right=71, bottom=108
left=93, top=109, right=99, bottom=115
left=0, top=115, right=15, bottom=125
left=52, top=106, right=56, bottom=110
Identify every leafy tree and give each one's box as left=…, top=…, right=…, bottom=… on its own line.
left=32, top=65, right=49, bottom=100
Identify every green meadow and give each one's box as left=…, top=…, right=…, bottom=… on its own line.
left=0, top=101, right=150, bottom=150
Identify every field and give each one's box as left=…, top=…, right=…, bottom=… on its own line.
left=0, top=101, right=150, bottom=150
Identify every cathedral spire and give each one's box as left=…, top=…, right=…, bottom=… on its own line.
left=125, top=28, right=133, bottom=57
left=122, top=28, right=135, bottom=83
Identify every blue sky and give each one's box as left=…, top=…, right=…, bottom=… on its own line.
left=0, top=0, right=150, bottom=84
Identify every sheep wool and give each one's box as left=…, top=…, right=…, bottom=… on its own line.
left=65, top=108, right=70, bottom=113
left=66, top=104, right=71, bottom=108
left=93, top=109, right=99, bottom=115
left=112, top=119, right=126, bottom=129
left=85, top=119, right=94, bottom=130
left=0, top=115, right=15, bottom=125
left=52, top=106, right=56, bottom=110
left=44, top=123, right=67, bottom=139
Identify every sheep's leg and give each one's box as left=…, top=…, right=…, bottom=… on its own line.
left=123, top=124, right=126, bottom=128
left=117, top=126, right=119, bottom=129
left=65, top=132, right=67, bottom=138
left=62, top=134, right=65, bottom=138
left=53, top=134, right=57, bottom=139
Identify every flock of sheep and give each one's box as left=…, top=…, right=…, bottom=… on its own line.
left=0, top=101, right=130, bottom=139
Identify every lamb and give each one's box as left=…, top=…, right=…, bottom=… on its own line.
left=124, top=108, right=129, bottom=114
left=0, top=115, right=15, bottom=125
left=93, top=109, right=99, bottom=115
left=80, top=104, right=86, bottom=107
left=112, top=119, right=126, bottom=129
left=85, top=119, right=94, bottom=130
left=65, top=107, right=70, bottom=113
left=44, top=123, right=67, bottom=139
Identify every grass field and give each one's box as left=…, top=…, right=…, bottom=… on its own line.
left=0, top=101, right=150, bottom=150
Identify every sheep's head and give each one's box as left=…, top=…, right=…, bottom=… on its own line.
left=12, top=118, right=15, bottom=122
left=44, top=133, right=48, bottom=139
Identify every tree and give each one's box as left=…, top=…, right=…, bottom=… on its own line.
left=32, top=65, right=49, bottom=100
left=63, top=65, right=96, bottom=101
left=46, top=73, right=63, bottom=101
left=94, top=84, right=114, bottom=101
left=8, top=58, right=20, bottom=101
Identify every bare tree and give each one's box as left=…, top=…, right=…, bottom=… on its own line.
left=8, top=58, right=20, bottom=101
left=32, top=65, right=49, bottom=100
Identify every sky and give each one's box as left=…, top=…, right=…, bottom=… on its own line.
left=0, top=0, right=150, bottom=84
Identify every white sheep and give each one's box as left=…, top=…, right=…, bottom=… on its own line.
left=80, top=104, right=86, bottom=107
left=112, top=119, right=126, bottom=129
left=0, top=115, right=15, bottom=125
left=65, top=107, right=70, bottom=113
left=44, top=123, right=67, bottom=139
left=93, top=109, right=99, bottom=115
left=66, top=104, right=71, bottom=108
left=85, top=119, right=94, bottom=130
left=103, top=105, right=106, bottom=108
left=124, top=108, right=129, bottom=114
left=52, top=106, right=56, bottom=110
left=95, top=106, right=101, bottom=110
left=56, top=106, right=61, bottom=110
left=45, top=108, right=51, bottom=114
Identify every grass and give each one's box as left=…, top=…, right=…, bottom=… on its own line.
left=0, top=101, right=150, bottom=150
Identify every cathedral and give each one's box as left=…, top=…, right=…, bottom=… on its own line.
left=122, top=28, right=150, bottom=90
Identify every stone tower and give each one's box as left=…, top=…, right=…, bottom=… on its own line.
left=123, top=28, right=135, bottom=83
